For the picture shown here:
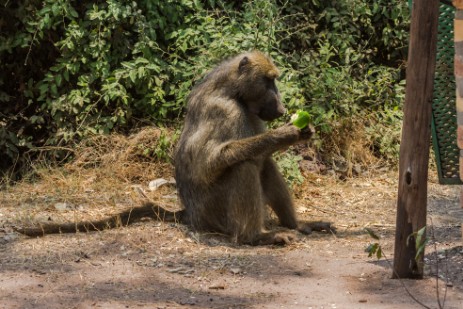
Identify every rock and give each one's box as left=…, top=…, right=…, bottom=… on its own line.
left=148, top=178, right=176, bottom=191
left=230, top=267, right=242, bottom=275
left=54, top=202, right=70, bottom=211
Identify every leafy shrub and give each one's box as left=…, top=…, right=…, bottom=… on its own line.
left=274, top=151, right=305, bottom=186
left=1, top=0, right=409, bottom=177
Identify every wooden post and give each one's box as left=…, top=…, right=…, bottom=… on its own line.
left=393, top=0, right=440, bottom=279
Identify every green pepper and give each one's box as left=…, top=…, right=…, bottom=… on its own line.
left=291, top=110, right=310, bottom=129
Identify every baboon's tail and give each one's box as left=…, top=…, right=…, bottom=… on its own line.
left=14, top=203, right=184, bottom=237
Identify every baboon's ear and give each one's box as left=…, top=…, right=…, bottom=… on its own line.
left=238, top=56, right=249, bottom=73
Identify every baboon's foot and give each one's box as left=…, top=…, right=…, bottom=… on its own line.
left=251, top=231, right=296, bottom=246
left=272, top=231, right=296, bottom=245
left=297, top=221, right=335, bottom=235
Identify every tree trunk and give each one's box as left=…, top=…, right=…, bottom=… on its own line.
left=393, top=0, right=440, bottom=279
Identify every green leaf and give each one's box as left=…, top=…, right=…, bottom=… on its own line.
left=63, top=70, right=69, bottom=82
left=51, top=84, right=58, bottom=96
left=376, top=246, right=383, bottom=259
left=137, top=66, right=145, bottom=78
left=135, top=57, right=149, bottom=64
left=365, top=228, right=380, bottom=240
left=365, top=243, right=379, bottom=257
left=154, top=77, right=163, bottom=87
left=415, top=243, right=427, bottom=261
left=55, top=74, right=62, bottom=86
left=52, top=3, right=60, bottom=16
left=30, top=115, right=44, bottom=124
left=415, top=227, right=428, bottom=260
left=68, top=7, right=79, bottom=18
left=38, top=83, right=49, bottom=95
left=129, top=70, right=137, bottom=83
left=8, top=131, right=19, bottom=144
left=42, top=14, right=51, bottom=28
left=415, top=226, right=426, bottom=248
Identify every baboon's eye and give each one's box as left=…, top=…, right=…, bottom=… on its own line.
left=264, top=76, right=273, bottom=83
left=264, top=76, right=276, bottom=87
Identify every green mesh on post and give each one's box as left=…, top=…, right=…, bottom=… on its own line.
left=408, top=1, right=459, bottom=184
left=431, top=3, right=459, bottom=184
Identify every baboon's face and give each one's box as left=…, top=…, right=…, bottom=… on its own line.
left=238, top=55, right=286, bottom=121
left=252, top=76, right=285, bottom=121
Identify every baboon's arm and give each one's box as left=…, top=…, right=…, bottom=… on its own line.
left=205, top=125, right=302, bottom=178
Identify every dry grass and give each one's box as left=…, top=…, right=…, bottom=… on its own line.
left=0, top=125, right=440, bottom=236
left=67, top=126, right=174, bottom=182
left=315, top=116, right=392, bottom=179
left=0, top=127, right=177, bottom=227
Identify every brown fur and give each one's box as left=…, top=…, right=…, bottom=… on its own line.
left=15, top=203, right=179, bottom=237
left=15, top=51, right=332, bottom=243
left=174, top=51, right=330, bottom=245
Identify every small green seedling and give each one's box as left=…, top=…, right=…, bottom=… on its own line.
left=407, top=226, right=428, bottom=262
left=365, top=228, right=383, bottom=259
left=291, top=110, right=310, bottom=129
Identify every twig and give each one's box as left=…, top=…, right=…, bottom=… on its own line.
left=442, top=250, right=449, bottom=309
left=25, top=146, right=75, bottom=153
left=24, top=28, right=39, bottom=66
left=381, top=251, right=432, bottom=309
left=429, top=218, right=447, bottom=309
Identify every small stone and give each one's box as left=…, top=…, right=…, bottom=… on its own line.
left=54, top=202, right=70, bottom=211
left=209, top=283, right=225, bottom=290
left=230, top=267, right=242, bottom=275
left=148, top=178, right=176, bottom=191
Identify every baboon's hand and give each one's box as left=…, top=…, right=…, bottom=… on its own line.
left=298, top=125, right=314, bottom=141
left=281, top=122, right=314, bottom=141
left=274, top=123, right=313, bottom=145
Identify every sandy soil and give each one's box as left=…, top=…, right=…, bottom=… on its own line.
left=0, top=171, right=462, bottom=309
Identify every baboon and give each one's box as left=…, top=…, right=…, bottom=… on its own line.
left=15, top=51, right=332, bottom=244
left=174, top=51, right=331, bottom=245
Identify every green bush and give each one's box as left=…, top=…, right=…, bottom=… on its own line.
left=0, top=0, right=409, bottom=176
left=274, top=151, right=305, bottom=186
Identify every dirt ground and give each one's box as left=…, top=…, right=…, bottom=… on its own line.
left=0, top=168, right=462, bottom=309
